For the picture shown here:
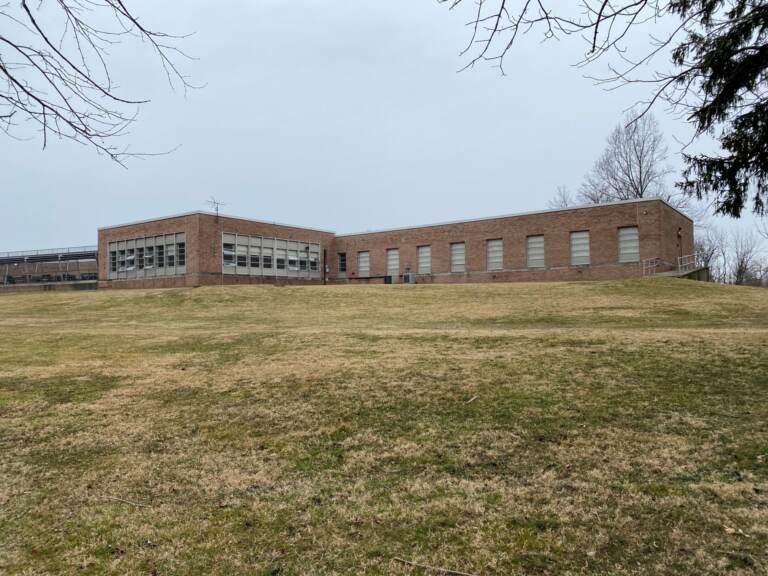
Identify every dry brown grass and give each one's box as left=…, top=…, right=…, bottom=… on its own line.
left=0, top=278, right=767, bottom=575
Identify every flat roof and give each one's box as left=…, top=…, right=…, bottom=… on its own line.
left=98, top=211, right=336, bottom=234
left=97, top=197, right=691, bottom=238
left=336, top=197, right=692, bottom=237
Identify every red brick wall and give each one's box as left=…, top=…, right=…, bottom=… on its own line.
left=328, top=199, right=694, bottom=283
left=98, top=213, right=335, bottom=289
left=96, top=200, right=694, bottom=289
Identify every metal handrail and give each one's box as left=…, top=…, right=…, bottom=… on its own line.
left=642, top=257, right=660, bottom=277
left=0, top=245, right=97, bottom=259
left=678, top=252, right=702, bottom=273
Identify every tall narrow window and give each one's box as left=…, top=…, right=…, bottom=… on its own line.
left=250, top=247, right=261, bottom=268
left=177, top=243, right=186, bottom=267
left=262, top=248, right=273, bottom=269
left=166, top=244, right=176, bottom=268
left=526, top=235, right=545, bottom=268
left=358, top=251, right=370, bottom=276
left=570, top=231, right=590, bottom=266
left=618, top=226, right=640, bottom=263
left=309, top=253, right=319, bottom=272
left=486, top=239, right=503, bottom=271
left=450, top=242, right=465, bottom=273
left=109, top=251, right=117, bottom=273
left=386, top=249, right=399, bottom=277
left=156, top=244, right=165, bottom=268
left=288, top=250, right=299, bottom=271
left=145, top=245, right=155, bottom=268
left=236, top=244, right=247, bottom=268
left=137, top=247, right=145, bottom=270
left=338, top=253, right=347, bottom=273
left=126, top=248, right=136, bottom=271
left=276, top=249, right=286, bottom=270
left=417, top=246, right=431, bottom=274
left=223, top=243, right=235, bottom=267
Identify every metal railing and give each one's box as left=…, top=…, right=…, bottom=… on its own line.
left=0, top=245, right=97, bottom=259
left=678, top=252, right=702, bottom=273
left=642, top=257, right=660, bottom=277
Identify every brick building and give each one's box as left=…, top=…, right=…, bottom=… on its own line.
left=95, top=198, right=693, bottom=289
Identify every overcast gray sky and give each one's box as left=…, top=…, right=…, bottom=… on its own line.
left=0, top=1, right=755, bottom=251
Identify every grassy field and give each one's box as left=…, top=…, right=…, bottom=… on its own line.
left=0, top=279, right=767, bottom=575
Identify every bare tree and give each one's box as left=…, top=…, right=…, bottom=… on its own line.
left=577, top=112, right=688, bottom=208
left=758, top=218, right=768, bottom=242
left=439, top=0, right=768, bottom=219
left=694, top=226, right=728, bottom=283
left=546, top=185, right=574, bottom=209
left=730, top=230, right=762, bottom=286
left=0, top=1, right=191, bottom=163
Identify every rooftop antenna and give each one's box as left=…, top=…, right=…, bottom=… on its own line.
left=205, top=196, right=227, bottom=219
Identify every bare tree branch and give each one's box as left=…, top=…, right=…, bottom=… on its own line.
left=0, top=1, right=193, bottom=163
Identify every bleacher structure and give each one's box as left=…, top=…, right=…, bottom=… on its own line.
left=0, top=246, right=98, bottom=288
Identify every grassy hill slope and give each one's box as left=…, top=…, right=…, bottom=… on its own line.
left=0, top=279, right=766, bottom=575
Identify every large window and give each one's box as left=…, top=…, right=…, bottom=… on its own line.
left=107, top=233, right=185, bottom=280
left=486, top=239, right=503, bottom=271
left=358, top=251, right=370, bottom=277
left=221, top=233, right=321, bottom=278
left=527, top=235, right=545, bottom=268
left=386, top=248, right=399, bottom=277
left=570, top=231, right=590, bottom=266
left=618, top=226, right=640, bottom=263
left=450, top=242, right=465, bottom=273
left=417, top=246, right=431, bottom=274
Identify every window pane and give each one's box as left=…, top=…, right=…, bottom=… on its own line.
left=236, top=244, right=247, bottom=267
left=618, top=226, right=640, bottom=263
left=386, top=249, right=399, bottom=277
left=450, top=242, right=465, bottom=273
left=288, top=250, right=299, bottom=271
left=527, top=235, right=545, bottom=268
left=570, top=231, right=590, bottom=266
left=338, top=253, right=347, bottom=273
left=358, top=251, right=370, bottom=276
left=486, top=239, right=503, bottom=271
left=417, top=246, right=431, bottom=274
left=156, top=244, right=165, bottom=268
